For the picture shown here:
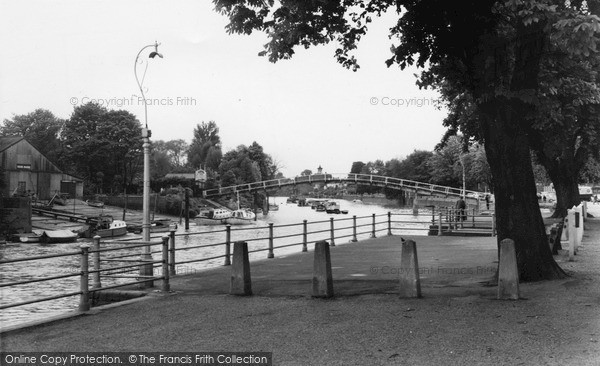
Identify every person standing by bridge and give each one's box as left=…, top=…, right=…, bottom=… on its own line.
left=456, top=196, right=467, bottom=222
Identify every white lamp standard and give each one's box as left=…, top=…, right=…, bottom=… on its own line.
left=134, top=42, right=163, bottom=283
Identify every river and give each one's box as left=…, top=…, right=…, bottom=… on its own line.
left=0, top=197, right=434, bottom=328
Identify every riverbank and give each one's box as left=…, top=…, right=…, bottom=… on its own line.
left=2, top=207, right=599, bottom=365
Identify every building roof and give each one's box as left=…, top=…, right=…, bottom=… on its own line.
left=0, top=136, right=24, bottom=152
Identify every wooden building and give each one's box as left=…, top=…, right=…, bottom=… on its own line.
left=0, top=136, right=83, bottom=199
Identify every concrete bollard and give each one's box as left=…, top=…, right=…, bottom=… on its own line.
left=312, top=240, right=334, bottom=298
left=398, top=239, right=422, bottom=298
left=230, top=241, right=252, bottom=296
left=497, top=238, right=520, bottom=300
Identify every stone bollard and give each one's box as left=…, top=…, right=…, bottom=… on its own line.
left=497, top=238, right=520, bottom=300
left=398, top=239, right=421, bottom=298
left=312, top=240, right=334, bottom=298
left=230, top=241, right=252, bottom=296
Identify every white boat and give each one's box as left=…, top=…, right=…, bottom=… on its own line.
left=195, top=208, right=232, bottom=226
left=94, top=215, right=128, bottom=238
left=225, top=209, right=256, bottom=225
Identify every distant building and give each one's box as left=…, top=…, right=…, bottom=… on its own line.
left=0, top=136, right=83, bottom=199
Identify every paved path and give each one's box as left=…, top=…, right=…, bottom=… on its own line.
left=2, top=210, right=600, bottom=365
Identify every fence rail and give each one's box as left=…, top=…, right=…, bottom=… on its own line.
left=0, top=209, right=495, bottom=322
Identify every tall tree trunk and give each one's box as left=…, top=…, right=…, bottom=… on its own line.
left=549, top=171, right=581, bottom=218
left=480, top=100, right=566, bottom=281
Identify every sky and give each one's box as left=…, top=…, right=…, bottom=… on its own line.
left=0, top=0, right=448, bottom=178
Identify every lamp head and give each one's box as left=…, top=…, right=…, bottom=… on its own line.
left=149, top=41, right=163, bottom=58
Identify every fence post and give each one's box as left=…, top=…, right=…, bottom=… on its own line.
left=162, top=236, right=170, bottom=292
left=302, top=220, right=308, bottom=252
left=79, top=244, right=91, bottom=312
left=329, top=218, right=336, bottom=247
left=371, top=214, right=377, bottom=238
left=352, top=216, right=358, bottom=242
left=491, top=213, right=496, bottom=237
left=438, top=212, right=443, bottom=236
left=169, top=229, right=176, bottom=275
left=268, top=223, right=275, bottom=258
left=92, top=235, right=101, bottom=289
left=387, top=212, right=392, bottom=236
left=472, top=208, right=476, bottom=228
left=568, top=210, right=576, bottom=261
left=224, top=225, right=231, bottom=266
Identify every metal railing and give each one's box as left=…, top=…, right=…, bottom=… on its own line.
left=1, top=209, right=495, bottom=321
left=203, top=173, right=486, bottom=199
left=0, top=238, right=168, bottom=314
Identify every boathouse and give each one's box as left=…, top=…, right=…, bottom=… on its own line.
left=0, top=136, right=83, bottom=199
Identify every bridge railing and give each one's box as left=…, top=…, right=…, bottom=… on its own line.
left=203, top=173, right=485, bottom=199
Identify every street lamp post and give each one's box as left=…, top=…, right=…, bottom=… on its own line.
left=134, top=42, right=163, bottom=286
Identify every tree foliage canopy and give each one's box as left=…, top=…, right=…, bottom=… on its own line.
left=62, top=102, right=142, bottom=194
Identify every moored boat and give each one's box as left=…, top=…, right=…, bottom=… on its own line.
left=17, top=232, right=42, bottom=243
left=195, top=208, right=232, bottom=226
left=41, top=229, right=79, bottom=243
left=93, top=215, right=128, bottom=238
left=85, top=199, right=105, bottom=208
left=224, top=209, right=256, bottom=225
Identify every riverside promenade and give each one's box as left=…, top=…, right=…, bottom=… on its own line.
left=2, top=209, right=600, bottom=365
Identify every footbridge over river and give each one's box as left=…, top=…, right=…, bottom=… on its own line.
left=203, top=173, right=484, bottom=200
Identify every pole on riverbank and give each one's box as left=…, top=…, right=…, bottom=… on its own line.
left=312, top=240, right=333, bottom=298
left=398, top=239, right=421, bottom=298
left=79, top=244, right=91, bottom=312
left=230, top=241, right=252, bottom=296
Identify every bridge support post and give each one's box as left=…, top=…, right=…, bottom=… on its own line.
left=352, top=216, right=358, bottom=242
left=92, top=236, right=101, bottom=288
left=312, top=240, right=334, bottom=298
left=438, top=213, right=443, bottom=236
left=371, top=214, right=377, bottom=238
left=79, top=244, right=91, bottom=312
left=302, top=220, right=308, bottom=252
left=268, top=223, right=275, bottom=258
left=329, top=218, right=335, bottom=247
left=224, top=225, right=231, bottom=266
left=230, top=241, right=252, bottom=296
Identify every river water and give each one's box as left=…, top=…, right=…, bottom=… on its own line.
left=0, top=197, right=434, bottom=328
